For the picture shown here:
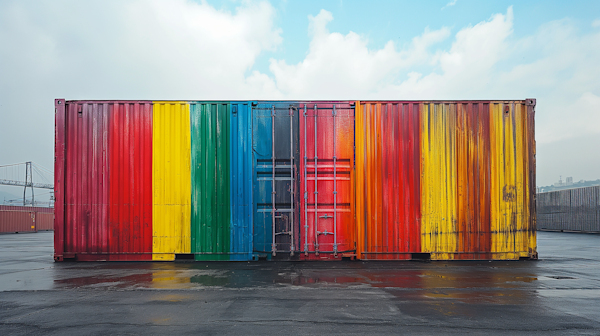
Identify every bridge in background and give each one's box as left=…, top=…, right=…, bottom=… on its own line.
left=0, top=162, right=54, bottom=207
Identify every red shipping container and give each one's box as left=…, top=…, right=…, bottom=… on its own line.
left=0, top=205, right=53, bottom=233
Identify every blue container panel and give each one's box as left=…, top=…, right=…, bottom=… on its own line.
left=251, top=102, right=300, bottom=256
left=230, top=102, right=253, bottom=260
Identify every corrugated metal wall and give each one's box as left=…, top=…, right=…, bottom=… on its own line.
left=109, top=102, right=153, bottom=261
left=538, top=186, right=600, bottom=232
left=356, top=100, right=536, bottom=260
left=0, top=205, right=54, bottom=233
left=54, top=99, right=536, bottom=261
left=455, top=103, right=492, bottom=259
left=64, top=101, right=111, bottom=260
left=299, top=102, right=355, bottom=260
left=36, top=212, right=54, bottom=231
left=489, top=101, right=536, bottom=260
left=190, top=102, right=230, bottom=261
left=356, top=102, right=421, bottom=260
left=230, top=102, right=253, bottom=261
left=152, top=102, right=191, bottom=261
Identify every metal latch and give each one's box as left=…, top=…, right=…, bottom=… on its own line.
left=319, top=214, right=333, bottom=219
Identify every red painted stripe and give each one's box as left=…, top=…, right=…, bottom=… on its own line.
left=108, top=102, right=153, bottom=261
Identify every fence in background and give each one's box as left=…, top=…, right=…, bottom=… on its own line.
left=537, top=186, right=600, bottom=232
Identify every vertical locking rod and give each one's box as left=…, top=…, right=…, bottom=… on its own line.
left=303, top=105, right=308, bottom=255
left=271, top=105, right=276, bottom=256
left=333, top=105, right=338, bottom=256
left=289, top=106, right=295, bottom=256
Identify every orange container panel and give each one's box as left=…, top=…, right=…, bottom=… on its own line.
left=356, top=102, right=421, bottom=260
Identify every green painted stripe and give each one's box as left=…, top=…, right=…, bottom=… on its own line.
left=190, top=102, right=230, bottom=260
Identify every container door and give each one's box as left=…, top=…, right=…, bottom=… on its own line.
left=252, top=102, right=300, bottom=256
left=300, top=102, right=355, bottom=260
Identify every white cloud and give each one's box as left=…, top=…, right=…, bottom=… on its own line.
left=0, top=0, right=282, bottom=169
left=266, top=9, right=451, bottom=98
left=593, top=19, right=600, bottom=27
left=263, top=7, right=600, bottom=148
left=0, top=2, right=599, bottom=185
left=441, top=0, right=457, bottom=10
left=260, top=7, right=600, bottom=184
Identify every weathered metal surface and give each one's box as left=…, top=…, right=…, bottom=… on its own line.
left=357, top=100, right=536, bottom=260
left=356, top=102, right=421, bottom=260
left=538, top=186, right=600, bottom=232
left=152, top=102, right=191, bottom=261
left=190, top=102, right=230, bottom=261
left=54, top=98, right=536, bottom=262
left=0, top=205, right=53, bottom=233
left=108, top=102, right=153, bottom=261
left=420, top=103, right=459, bottom=259
left=62, top=101, right=111, bottom=260
left=299, top=102, right=355, bottom=260
left=455, top=102, right=492, bottom=259
left=252, top=102, right=300, bottom=257
left=55, top=101, right=153, bottom=261
left=489, top=101, right=536, bottom=260
left=230, top=102, right=253, bottom=260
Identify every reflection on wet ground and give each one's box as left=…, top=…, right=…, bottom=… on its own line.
left=1, top=232, right=598, bottom=295
left=1, top=231, right=600, bottom=334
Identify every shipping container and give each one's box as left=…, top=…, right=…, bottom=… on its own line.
left=55, top=98, right=536, bottom=262
left=0, top=205, right=54, bottom=233
left=299, top=102, right=355, bottom=260
left=251, top=102, right=300, bottom=257
left=537, top=186, right=600, bottom=233
left=356, top=100, right=537, bottom=260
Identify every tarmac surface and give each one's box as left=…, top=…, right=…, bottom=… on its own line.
left=0, top=231, right=599, bottom=335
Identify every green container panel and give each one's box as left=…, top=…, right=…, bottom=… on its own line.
left=190, top=102, right=231, bottom=260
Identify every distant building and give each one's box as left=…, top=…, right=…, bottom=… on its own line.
left=539, top=177, right=600, bottom=193
left=554, top=176, right=565, bottom=187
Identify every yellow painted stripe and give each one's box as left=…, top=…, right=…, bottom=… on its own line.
left=152, top=101, right=191, bottom=261
left=490, top=102, right=532, bottom=260
left=421, top=103, right=457, bottom=260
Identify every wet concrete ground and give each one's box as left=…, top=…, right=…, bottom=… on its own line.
left=1, top=232, right=599, bottom=335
